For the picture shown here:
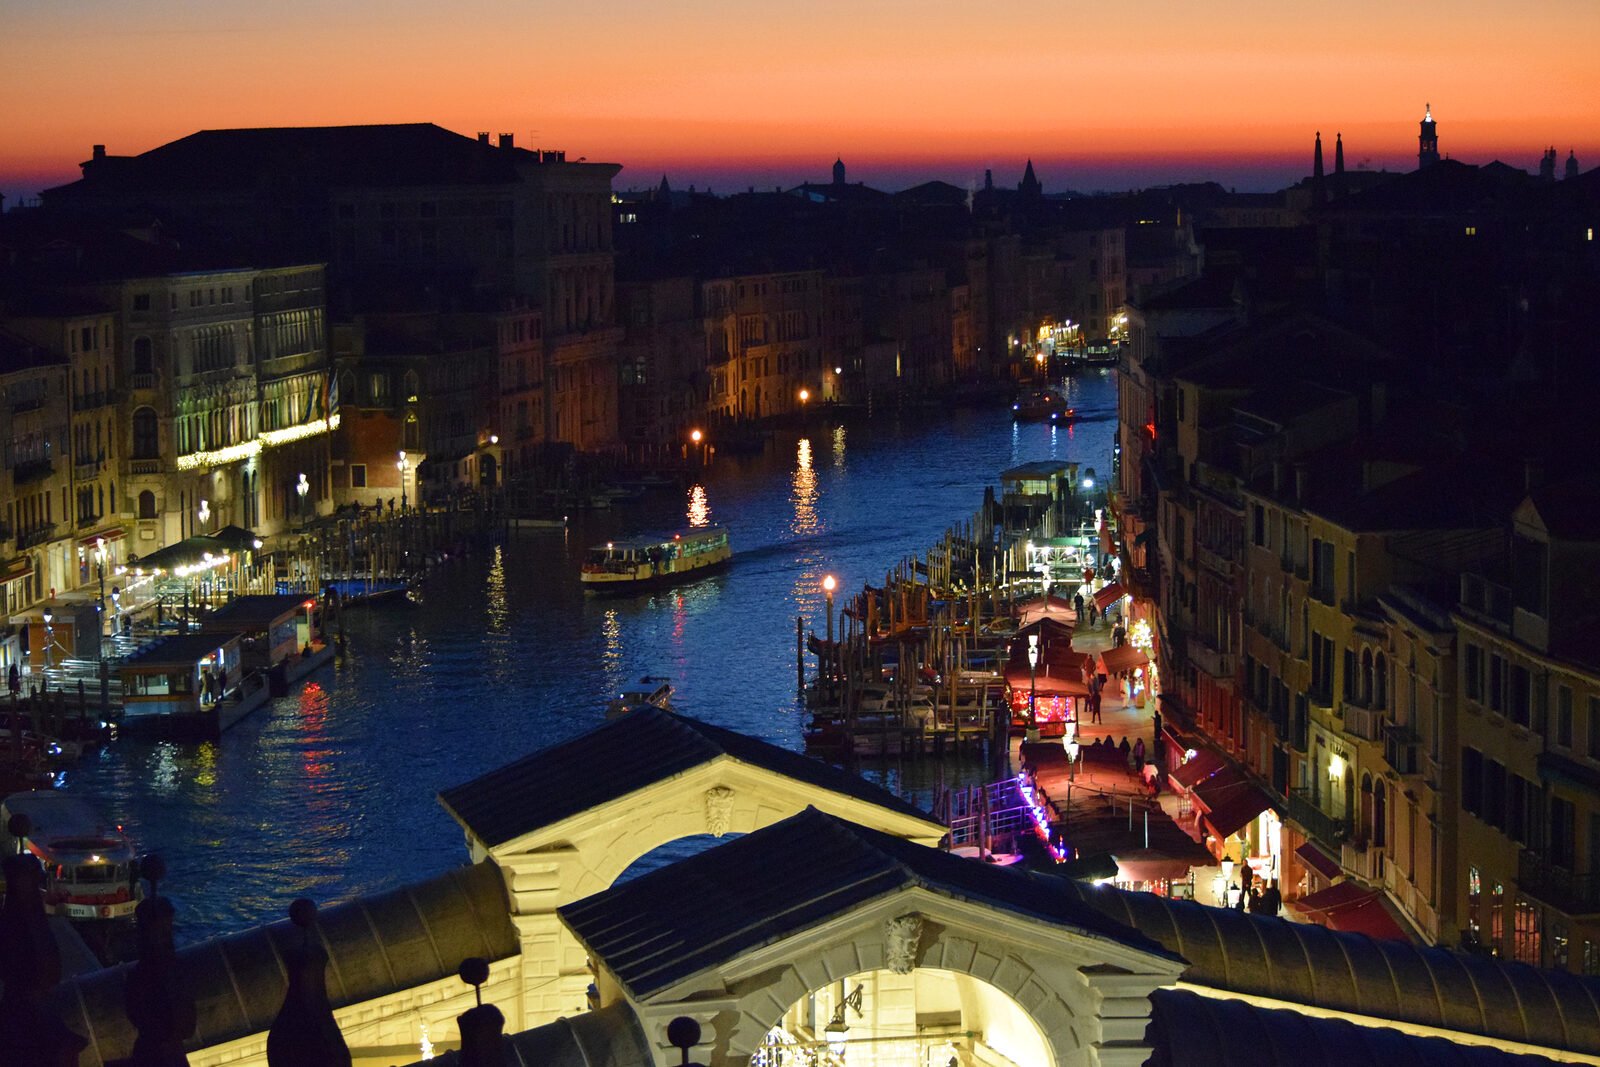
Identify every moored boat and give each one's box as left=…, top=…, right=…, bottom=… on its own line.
left=580, top=526, right=731, bottom=591
left=0, top=791, right=144, bottom=922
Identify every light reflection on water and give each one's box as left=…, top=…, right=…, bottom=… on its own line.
left=61, top=378, right=1118, bottom=942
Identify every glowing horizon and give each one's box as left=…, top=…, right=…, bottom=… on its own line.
left=3, top=0, right=1597, bottom=204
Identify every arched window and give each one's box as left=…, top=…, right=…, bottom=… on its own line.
left=403, top=370, right=421, bottom=402
left=132, top=407, right=159, bottom=458
left=1375, top=652, right=1388, bottom=710
left=132, top=336, right=154, bottom=375
left=338, top=371, right=355, bottom=411
left=138, top=490, right=157, bottom=519
left=1361, top=649, right=1374, bottom=706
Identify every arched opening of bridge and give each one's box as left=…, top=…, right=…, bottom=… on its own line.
left=613, top=833, right=742, bottom=884
left=752, top=968, right=1054, bottom=1067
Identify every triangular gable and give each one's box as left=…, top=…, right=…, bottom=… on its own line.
left=437, top=708, right=939, bottom=854
left=558, top=807, right=1180, bottom=1002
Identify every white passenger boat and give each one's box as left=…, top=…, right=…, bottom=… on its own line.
left=0, top=792, right=144, bottom=921
left=580, top=526, right=731, bottom=591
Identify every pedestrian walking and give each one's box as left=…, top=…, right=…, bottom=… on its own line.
left=1133, top=736, right=1146, bottom=767
left=1073, top=592, right=1084, bottom=620
left=1113, top=622, right=1126, bottom=647
left=1090, top=690, right=1102, bottom=723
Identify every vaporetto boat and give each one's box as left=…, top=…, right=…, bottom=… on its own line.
left=580, top=526, right=731, bottom=591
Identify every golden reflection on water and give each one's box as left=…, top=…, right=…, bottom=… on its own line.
left=792, top=438, right=818, bottom=536
left=686, top=484, right=711, bottom=527
left=831, top=425, right=847, bottom=470
left=193, top=742, right=217, bottom=788
left=486, top=544, right=509, bottom=633
left=602, top=607, right=624, bottom=696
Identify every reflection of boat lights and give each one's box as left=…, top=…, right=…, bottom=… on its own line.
left=686, top=484, right=710, bottom=527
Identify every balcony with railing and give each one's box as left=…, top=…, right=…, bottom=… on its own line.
left=1385, top=723, right=1422, bottom=776
left=12, top=457, right=53, bottom=484
left=129, top=458, right=162, bottom=475
left=1195, top=542, right=1237, bottom=578
left=1341, top=703, right=1382, bottom=742
left=1518, top=850, right=1600, bottom=916
left=1288, top=786, right=1350, bottom=851
left=1187, top=633, right=1236, bottom=681
left=16, top=521, right=57, bottom=549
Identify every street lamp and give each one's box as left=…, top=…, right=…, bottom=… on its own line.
left=396, top=451, right=408, bottom=512
left=798, top=388, right=810, bottom=411
left=197, top=498, right=211, bottom=530
left=295, top=473, right=309, bottom=531
left=821, top=574, right=836, bottom=645
left=94, top=537, right=107, bottom=620
left=822, top=574, right=837, bottom=707
left=1026, top=633, right=1040, bottom=744
left=41, top=607, right=54, bottom=670
left=1063, top=714, right=1080, bottom=780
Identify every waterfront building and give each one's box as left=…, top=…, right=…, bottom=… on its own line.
left=43, top=125, right=626, bottom=455
left=90, top=263, right=334, bottom=545
left=1454, top=480, right=1600, bottom=970
left=0, top=328, right=72, bottom=627
left=614, top=275, right=702, bottom=445
left=702, top=268, right=830, bottom=420
left=4, top=297, right=126, bottom=610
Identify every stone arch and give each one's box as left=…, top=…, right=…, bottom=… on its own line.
left=744, top=966, right=1059, bottom=1067
left=622, top=891, right=1176, bottom=1067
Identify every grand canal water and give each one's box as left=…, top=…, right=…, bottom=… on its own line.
left=61, top=371, right=1118, bottom=943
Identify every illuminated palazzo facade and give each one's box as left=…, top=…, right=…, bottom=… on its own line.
left=96, top=264, right=333, bottom=552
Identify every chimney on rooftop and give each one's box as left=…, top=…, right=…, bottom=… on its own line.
left=498, top=133, right=514, bottom=149
left=92, top=144, right=106, bottom=161
left=1525, top=459, right=1544, bottom=494
left=477, top=132, right=490, bottom=144
left=1271, top=460, right=1284, bottom=496
left=1294, top=463, right=1309, bottom=504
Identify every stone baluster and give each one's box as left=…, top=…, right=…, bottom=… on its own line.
left=266, top=899, right=351, bottom=1067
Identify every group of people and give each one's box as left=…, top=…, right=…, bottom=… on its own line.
left=1232, top=867, right=1284, bottom=916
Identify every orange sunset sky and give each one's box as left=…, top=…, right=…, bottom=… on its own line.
left=4, top=0, right=1598, bottom=203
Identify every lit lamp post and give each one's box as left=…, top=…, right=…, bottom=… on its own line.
left=1063, top=709, right=1080, bottom=780
left=110, top=586, right=121, bottom=635
left=295, top=473, right=309, bottom=530
left=396, top=451, right=408, bottom=512
left=798, top=388, right=810, bottom=418
left=41, top=607, right=54, bottom=670
left=93, top=538, right=107, bottom=627
left=689, top=428, right=703, bottom=466
left=1026, top=633, right=1040, bottom=744
left=822, top=574, right=837, bottom=707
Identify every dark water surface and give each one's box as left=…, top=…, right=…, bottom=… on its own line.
left=62, top=373, right=1118, bottom=942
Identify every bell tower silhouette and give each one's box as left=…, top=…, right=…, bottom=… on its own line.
left=1418, top=103, right=1440, bottom=169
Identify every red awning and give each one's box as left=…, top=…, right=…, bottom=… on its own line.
left=1295, top=841, right=1343, bottom=881
left=78, top=527, right=125, bottom=547
left=1100, top=645, right=1149, bottom=676
left=1192, top=767, right=1274, bottom=840
left=1092, top=582, right=1127, bottom=610
left=1291, top=882, right=1411, bottom=941
left=1170, top=748, right=1225, bottom=790
left=1099, top=524, right=1115, bottom=556
left=1114, top=849, right=1207, bottom=883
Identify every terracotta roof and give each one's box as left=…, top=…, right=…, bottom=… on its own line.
left=559, top=807, right=1179, bottom=999
left=437, top=708, right=935, bottom=849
